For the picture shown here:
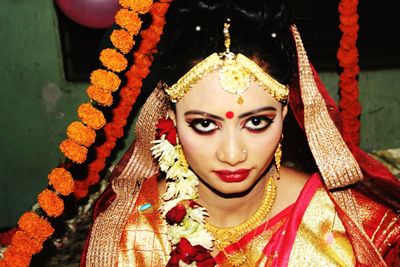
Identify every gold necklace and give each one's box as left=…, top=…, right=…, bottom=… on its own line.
left=204, top=176, right=277, bottom=254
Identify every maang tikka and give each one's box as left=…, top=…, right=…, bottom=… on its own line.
left=165, top=19, right=289, bottom=104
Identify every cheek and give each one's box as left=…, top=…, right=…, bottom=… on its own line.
left=245, top=123, right=283, bottom=162
left=176, top=124, right=215, bottom=168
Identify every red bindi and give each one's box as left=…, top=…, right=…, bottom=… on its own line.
left=225, top=111, right=234, bottom=119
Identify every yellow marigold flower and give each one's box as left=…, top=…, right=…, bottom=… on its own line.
left=115, top=8, right=142, bottom=36
left=119, top=0, right=153, bottom=14
left=67, top=121, right=96, bottom=147
left=77, top=103, right=106, bottom=130
left=100, top=48, right=128, bottom=73
left=38, top=189, right=64, bottom=218
left=59, top=138, right=88, bottom=164
left=48, top=168, right=75, bottom=196
left=87, top=85, right=113, bottom=107
left=90, top=69, right=121, bottom=92
left=110, top=29, right=134, bottom=54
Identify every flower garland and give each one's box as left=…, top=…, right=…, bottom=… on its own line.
left=151, top=118, right=216, bottom=267
left=337, top=0, right=361, bottom=146
left=0, top=0, right=171, bottom=265
left=74, top=0, right=172, bottom=198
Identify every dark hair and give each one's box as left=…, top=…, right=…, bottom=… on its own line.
left=157, top=0, right=296, bottom=86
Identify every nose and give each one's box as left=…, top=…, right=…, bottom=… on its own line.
left=216, top=130, right=247, bottom=166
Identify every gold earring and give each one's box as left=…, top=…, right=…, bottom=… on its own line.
left=274, top=142, right=282, bottom=174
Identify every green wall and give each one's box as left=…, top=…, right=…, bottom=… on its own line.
left=0, top=1, right=399, bottom=228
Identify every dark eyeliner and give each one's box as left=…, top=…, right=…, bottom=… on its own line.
left=187, top=119, right=217, bottom=135
left=244, top=116, right=274, bottom=132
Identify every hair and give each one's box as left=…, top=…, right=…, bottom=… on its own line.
left=157, top=0, right=297, bottom=86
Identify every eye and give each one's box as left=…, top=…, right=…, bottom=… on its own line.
left=243, top=116, right=273, bottom=132
left=188, top=119, right=219, bottom=134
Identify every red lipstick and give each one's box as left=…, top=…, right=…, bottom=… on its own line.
left=213, top=169, right=251, bottom=183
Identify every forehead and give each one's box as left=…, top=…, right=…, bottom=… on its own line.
left=176, top=70, right=280, bottom=113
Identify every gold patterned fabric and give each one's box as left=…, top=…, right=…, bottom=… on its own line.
left=288, top=188, right=355, bottom=266
left=86, top=85, right=170, bottom=267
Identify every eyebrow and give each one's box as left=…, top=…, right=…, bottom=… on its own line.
left=184, top=106, right=276, bottom=121
left=184, top=110, right=224, bottom=121
left=238, top=106, right=277, bottom=119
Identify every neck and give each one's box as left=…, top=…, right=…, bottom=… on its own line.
left=197, top=174, right=268, bottom=228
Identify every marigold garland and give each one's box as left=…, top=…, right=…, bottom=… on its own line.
left=67, top=121, right=96, bottom=147
left=37, top=189, right=64, bottom=218
left=90, top=69, right=121, bottom=92
left=48, top=168, right=74, bottom=196
left=77, top=103, right=106, bottom=130
left=119, top=0, right=153, bottom=13
left=337, top=0, right=361, bottom=146
left=18, top=212, right=54, bottom=243
left=59, top=138, right=88, bottom=164
left=10, top=231, right=42, bottom=255
left=110, top=29, right=135, bottom=54
left=86, top=85, right=114, bottom=106
left=0, top=1, right=171, bottom=265
left=73, top=0, right=171, bottom=199
left=115, top=9, right=142, bottom=36
left=99, top=48, right=128, bottom=73
left=2, top=246, right=31, bottom=267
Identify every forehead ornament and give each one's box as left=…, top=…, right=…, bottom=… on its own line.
left=165, top=19, right=289, bottom=104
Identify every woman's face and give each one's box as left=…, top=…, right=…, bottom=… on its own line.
left=170, top=70, right=287, bottom=195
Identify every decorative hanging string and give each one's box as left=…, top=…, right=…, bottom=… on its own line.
left=0, top=0, right=171, bottom=265
left=337, top=0, right=361, bottom=146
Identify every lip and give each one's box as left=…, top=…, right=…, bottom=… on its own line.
left=213, top=169, right=251, bottom=183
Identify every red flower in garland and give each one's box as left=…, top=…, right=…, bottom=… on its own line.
left=156, top=118, right=177, bottom=145
left=167, top=238, right=216, bottom=267
left=166, top=204, right=187, bottom=224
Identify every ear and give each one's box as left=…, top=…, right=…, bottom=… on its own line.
left=282, top=104, right=288, bottom=120
left=167, top=109, right=177, bottom=126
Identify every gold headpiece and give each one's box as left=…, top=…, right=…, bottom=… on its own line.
left=165, top=19, right=289, bottom=104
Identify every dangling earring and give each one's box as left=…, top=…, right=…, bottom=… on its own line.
left=274, top=142, right=282, bottom=174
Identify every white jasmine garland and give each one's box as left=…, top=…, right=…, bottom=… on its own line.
left=151, top=132, right=214, bottom=261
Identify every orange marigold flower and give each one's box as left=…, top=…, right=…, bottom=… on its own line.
left=100, top=48, right=128, bottom=73
left=38, top=189, right=64, bottom=218
left=110, top=29, right=134, bottom=54
left=18, top=212, right=54, bottom=243
left=90, top=69, right=121, bottom=92
left=11, top=230, right=42, bottom=255
left=59, top=138, right=88, bottom=164
left=3, top=245, right=31, bottom=267
left=67, top=121, right=96, bottom=147
left=77, top=103, right=106, bottom=130
left=87, top=85, right=113, bottom=107
left=115, top=9, right=142, bottom=36
left=48, top=168, right=75, bottom=196
left=150, top=2, right=170, bottom=17
left=119, top=0, right=153, bottom=14
left=0, top=260, right=7, bottom=267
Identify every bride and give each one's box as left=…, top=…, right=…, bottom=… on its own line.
left=81, top=0, right=400, bottom=266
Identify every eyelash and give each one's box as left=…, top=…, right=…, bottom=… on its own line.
left=243, top=116, right=274, bottom=132
left=187, top=115, right=274, bottom=134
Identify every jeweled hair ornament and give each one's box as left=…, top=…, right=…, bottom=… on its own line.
left=165, top=18, right=289, bottom=104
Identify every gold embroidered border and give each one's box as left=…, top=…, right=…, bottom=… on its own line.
left=291, top=25, right=363, bottom=190
left=86, top=84, right=170, bottom=266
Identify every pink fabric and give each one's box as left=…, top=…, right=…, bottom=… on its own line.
left=263, top=173, right=321, bottom=266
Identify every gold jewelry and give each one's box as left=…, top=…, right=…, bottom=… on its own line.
left=204, top=176, right=277, bottom=254
left=274, top=142, right=282, bottom=173
left=165, top=19, right=289, bottom=104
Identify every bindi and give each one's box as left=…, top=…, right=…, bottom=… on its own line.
left=225, top=111, right=234, bottom=119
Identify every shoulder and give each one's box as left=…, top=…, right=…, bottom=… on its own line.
left=272, top=166, right=311, bottom=214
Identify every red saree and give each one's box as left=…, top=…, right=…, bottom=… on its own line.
left=81, top=171, right=399, bottom=266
